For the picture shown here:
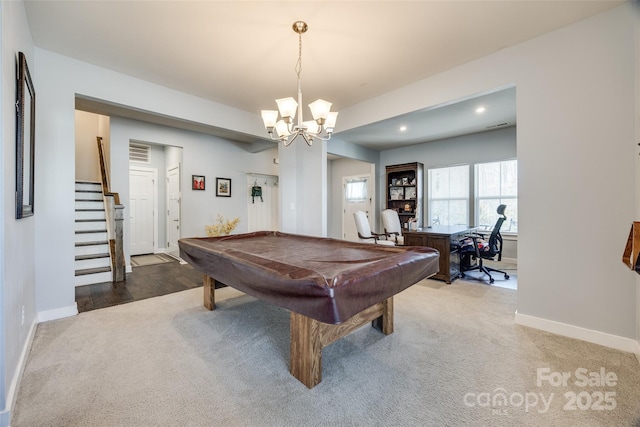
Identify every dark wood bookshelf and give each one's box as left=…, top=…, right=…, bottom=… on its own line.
left=385, top=162, right=424, bottom=229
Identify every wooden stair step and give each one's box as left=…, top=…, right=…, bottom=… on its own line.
left=75, top=253, right=110, bottom=261
left=75, top=266, right=112, bottom=276
left=75, top=240, right=109, bottom=247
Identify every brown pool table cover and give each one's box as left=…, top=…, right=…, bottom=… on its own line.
left=179, top=231, right=440, bottom=324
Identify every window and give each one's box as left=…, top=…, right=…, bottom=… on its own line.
left=475, top=159, right=518, bottom=233
left=427, top=165, right=469, bottom=226
left=345, top=178, right=368, bottom=203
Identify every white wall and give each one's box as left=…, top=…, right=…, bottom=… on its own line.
left=278, top=140, right=327, bottom=236
left=340, top=5, right=637, bottom=347
left=75, top=111, right=102, bottom=182
left=75, top=111, right=111, bottom=184
left=1, top=1, right=36, bottom=424
left=381, top=126, right=516, bottom=176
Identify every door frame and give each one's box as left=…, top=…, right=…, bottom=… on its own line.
left=166, top=162, right=182, bottom=259
left=129, top=166, right=159, bottom=254
left=342, top=173, right=373, bottom=241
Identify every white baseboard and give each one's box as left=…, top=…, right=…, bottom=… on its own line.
left=37, top=303, right=78, bottom=323
left=1, top=318, right=38, bottom=427
left=515, top=311, right=640, bottom=356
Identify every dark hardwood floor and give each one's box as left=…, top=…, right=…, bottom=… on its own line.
left=75, top=257, right=206, bottom=313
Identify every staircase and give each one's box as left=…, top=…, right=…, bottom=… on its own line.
left=74, top=181, right=112, bottom=286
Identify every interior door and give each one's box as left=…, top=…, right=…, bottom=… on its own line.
left=342, top=175, right=371, bottom=241
left=129, top=168, right=156, bottom=255
left=166, top=165, right=181, bottom=258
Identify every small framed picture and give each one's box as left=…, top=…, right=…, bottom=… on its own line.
left=192, top=175, right=205, bottom=191
left=390, top=187, right=403, bottom=200
left=405, top=186, right=417, bottom=199
left=216, top=177, right=231, bottom=197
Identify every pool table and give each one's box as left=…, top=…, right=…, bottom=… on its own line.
left=179, top=231, right=439, bottom=388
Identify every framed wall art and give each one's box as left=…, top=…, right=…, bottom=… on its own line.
left=216, top=178, right=231, bottom=197
left=16, top=51, right=35, bottom=219
left=192, top=175, right=205, bottom=190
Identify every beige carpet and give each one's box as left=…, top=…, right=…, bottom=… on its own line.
left=130, top=253, right=175, bottom=267
left=12, top=278, right=640, bottom=426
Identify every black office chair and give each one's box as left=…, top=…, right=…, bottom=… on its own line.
left=459, top=204, right=510, bottom=284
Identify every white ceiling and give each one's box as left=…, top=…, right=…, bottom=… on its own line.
left=24, top=0, right=623, bottom=150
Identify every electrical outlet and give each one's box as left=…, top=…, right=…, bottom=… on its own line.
left=21, top=305, right=25, bottom=326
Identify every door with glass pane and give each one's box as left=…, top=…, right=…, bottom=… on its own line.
left=342, top=175, right=371, bottom=241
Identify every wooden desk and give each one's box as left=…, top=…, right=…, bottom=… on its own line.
left=404, top=225, right=476, bottom=283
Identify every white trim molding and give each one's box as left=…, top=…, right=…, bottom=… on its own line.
left=37, top=303, right=78, bottom=323
left=2, top=319, right=38, bottom=427
left=515, top=311, right=640, bottom=359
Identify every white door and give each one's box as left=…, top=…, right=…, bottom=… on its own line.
left=166, top=165, right=181, bottom=258
left=343, top=175, right=371, bottom=241
left=129, top=167, right=157, bottom=255
left=247, top=174, right=279, bottom=232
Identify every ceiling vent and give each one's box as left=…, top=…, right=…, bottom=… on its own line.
left=486, top=122, right=511, bottom=130
left=129, top=143, right=150, bottom=163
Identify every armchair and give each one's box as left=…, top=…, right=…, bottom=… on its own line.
left=353, top=211, right=395, bottom=245
left=459, top=204, right=510, bottom=284
left=381, top=209, right=404, bottom=245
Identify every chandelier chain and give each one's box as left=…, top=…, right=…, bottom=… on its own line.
left=296, top=31, right=302, bottom=80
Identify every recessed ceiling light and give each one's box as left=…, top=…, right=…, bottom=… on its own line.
left=476, top=106, right=486, bottom=114
left=399, top=125, right=407, bottom=132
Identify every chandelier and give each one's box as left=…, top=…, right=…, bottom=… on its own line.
left=261, top=21, right=338, bottom=147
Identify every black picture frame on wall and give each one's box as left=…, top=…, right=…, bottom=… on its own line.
left=16, top=51, right=35, bottom=219
left=216, top=178, right=231, bottom=197
left=192, top=175, right=205, bottom=191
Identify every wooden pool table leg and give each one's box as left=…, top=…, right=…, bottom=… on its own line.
left=289, top=297, right=394, bottom=389
left=203, top=275, right=215, bottom=310
left=290, top=312, right=322, bottom=388
left=372, top=296, right=394, bottom=334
